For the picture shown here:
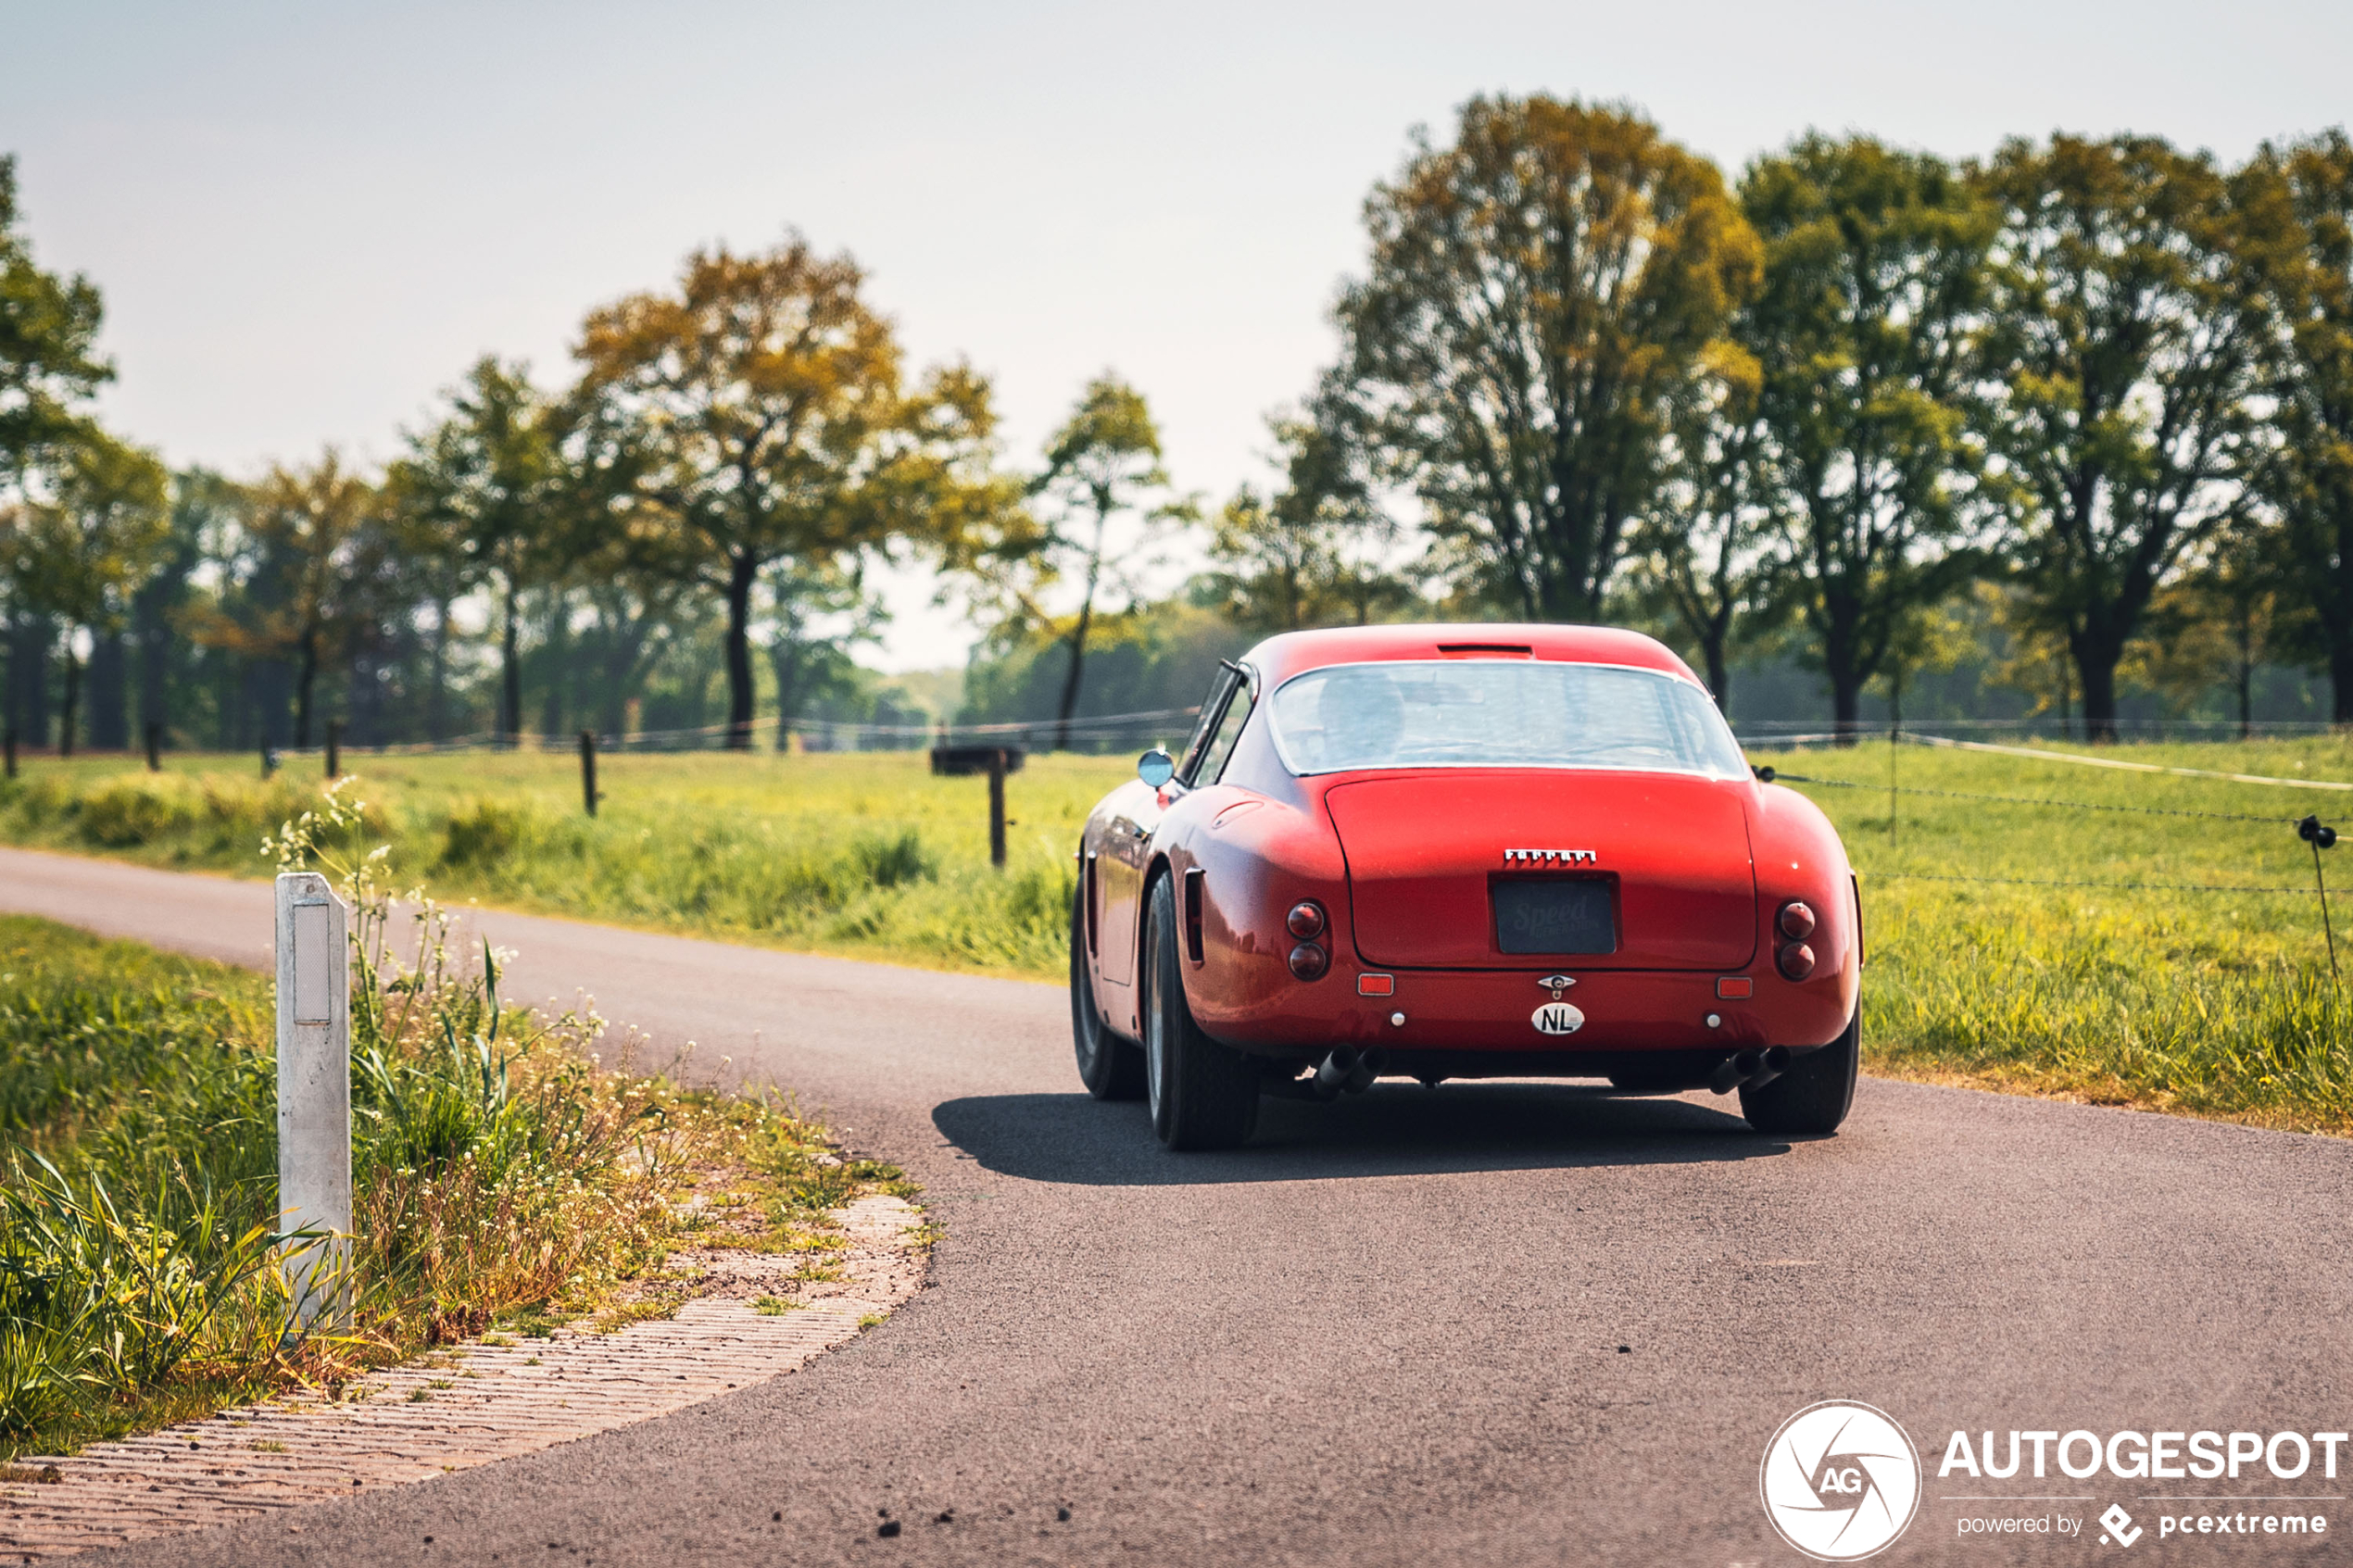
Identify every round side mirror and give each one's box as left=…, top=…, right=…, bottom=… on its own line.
left=1137, top=747, right=1176, bottom=788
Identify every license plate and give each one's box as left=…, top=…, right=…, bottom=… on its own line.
left=1493, top=878, right=1616, bottom=955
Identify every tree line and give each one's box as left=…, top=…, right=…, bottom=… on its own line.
left=5, top=101, right=2352, bottom=753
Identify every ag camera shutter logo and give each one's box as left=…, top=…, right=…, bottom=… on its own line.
left=1760, top=1400, right=1922, bottom=1561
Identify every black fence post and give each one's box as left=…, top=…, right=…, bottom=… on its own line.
left=145, top=721, right=162, bottom=772
left=579, top=730, right=599, bottom=818
left=325, top=720, right=342, bottom=780
left=261, top=740, right=277, bottom=780
left=988, top=747, right=1008, bottom=870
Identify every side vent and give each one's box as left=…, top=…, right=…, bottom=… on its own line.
left=1183, top=867, right=1206, bottom=964
left=1085, top=850, right=1100, bottom=956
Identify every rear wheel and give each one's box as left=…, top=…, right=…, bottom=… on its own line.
left=1739, top=1009, right=1859, bottom=1135
left=1142, top=874, right=1260, bottom=1150
left=1072, top=884, right=1144, bottom=1099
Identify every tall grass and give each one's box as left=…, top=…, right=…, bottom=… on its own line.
left=0, top=780, right=899, bottom=1458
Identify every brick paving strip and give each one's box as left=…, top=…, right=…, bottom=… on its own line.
left=0, top=1193, right=926, bottom=1562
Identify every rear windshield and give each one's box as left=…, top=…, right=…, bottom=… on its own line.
left=1265, top=659, right=1748, bottom=779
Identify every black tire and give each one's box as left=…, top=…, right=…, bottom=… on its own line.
left=1072, top=884, right=1145, bottom=1100
left=1141, top=874, right=1260, bottom=1150
left=1739, top=1009, right=1859, bottom=1135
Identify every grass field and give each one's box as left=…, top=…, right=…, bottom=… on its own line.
left=5, top=737, right=2353, bottom=1132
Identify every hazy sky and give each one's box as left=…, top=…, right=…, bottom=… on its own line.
left=6, top=1, right=2348, bottom=668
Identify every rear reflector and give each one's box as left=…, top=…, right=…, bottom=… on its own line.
left=1715, top=976, right=1753, bottom=999
left=1357, top=973, right=1394, bottom=997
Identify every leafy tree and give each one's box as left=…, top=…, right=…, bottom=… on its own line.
left=0, top=155, right=110, bottom=499
left=196, top=451, right=389, bottom=746
left=0, top=430, right=169, bottom=754
left=954, top=374, right=1191, bottom=749
left=1740, top=134, right=1996, bottom=738
left=1621, top=344, right=1769, bottom=710
left=576, top=236, right=1008, bottom=748
left=2247, top=132, right=2353, bottom=721
left=1976, top=134, right=2285, bottom=740
left=1201, top=418, right=1418, bottom=633
left=391, top=357, right=562, bottom=741
left=764, top=555, right=883, bottom=746
left=1319, top=94, right=1761, bottom=621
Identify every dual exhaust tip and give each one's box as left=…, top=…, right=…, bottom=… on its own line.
left=1314, top=1044, right=1389, bottom=1098
left=1709, top=1046, right=1791, bottom=1096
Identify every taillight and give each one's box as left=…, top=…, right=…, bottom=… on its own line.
left=1776, top=941, right=1817, bottom=982
left=1777, top=900, right=1817, bottom=940
left=1287, top=900, right=1327, bottom=939
left=1289, top=942, right=1329, bottom=981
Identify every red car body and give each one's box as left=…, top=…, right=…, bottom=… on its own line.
left=1073, top=624, right=1863, bottom=1144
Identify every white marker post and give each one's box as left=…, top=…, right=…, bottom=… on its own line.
left=275, top=872, right=352, bottom=1332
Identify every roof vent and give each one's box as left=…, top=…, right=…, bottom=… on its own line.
left=1435, top=643, right=1534, bottom=659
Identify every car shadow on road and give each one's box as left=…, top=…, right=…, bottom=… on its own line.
left=931, top=1082, right=1789, bottom=1185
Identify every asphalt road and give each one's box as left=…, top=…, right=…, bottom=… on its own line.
left=5, top=844, right=2349, bottom=1566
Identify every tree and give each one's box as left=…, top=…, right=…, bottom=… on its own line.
left=1319, top=94, right=1761, bottom=621
left=0, top=156, right=110, bottom=499
left=1741, top=134, right=1996, bottom=738
left=953, top=374, right=1190, bottom=750
left=1622, top=343, right=1769, bottom=710
left=1976, top=134, right=2284, bottom=740
left=1200, top=417, right=1418, bottom=633
left=0, top=430, right=169, bottom=755
left=2248, top=132, right=2353, bottom=721
left=392, top=357, right=562, bottom=742
left=577, top=236, right=1007, bottom=748
left=198, top=451, right=388, bottom=746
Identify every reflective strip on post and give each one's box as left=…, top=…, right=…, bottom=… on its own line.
left=275, top=872, right=352, bottom=1333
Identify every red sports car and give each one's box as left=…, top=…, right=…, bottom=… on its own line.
left=1070, top=624, right=1862, bottom=1149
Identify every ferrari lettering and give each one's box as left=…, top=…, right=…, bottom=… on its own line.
left=1503, top=847, right=1596, bottom=865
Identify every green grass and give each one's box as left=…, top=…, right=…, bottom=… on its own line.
left=7, top=738, right=2353, bottom=1134
left=0, top=750, right=1134, bottom=977
left=1752, top=734, right=2353, bottom=1132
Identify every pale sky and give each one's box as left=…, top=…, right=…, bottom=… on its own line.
left=6, top=1, right=2348, bottom=669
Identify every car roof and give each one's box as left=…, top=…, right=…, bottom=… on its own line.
left=1238, top=623, right=1704, bottom=690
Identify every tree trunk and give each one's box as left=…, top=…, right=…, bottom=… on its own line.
left=501, top=583, right=522, bottom=744
left=2332, top=634, right=2353, bottom=727
left=57, top=648, right=81, bottom=759
left=1054, top=600, right=1094, bottom=753
left=428, top=596, right=453, bottom=742
left=2075, top=642, right=2120, bottom=744
left=1700, top=632, right=1730, bottom=717
left=724, top=551, right=759, bottom=750
left=295, top=636, right=319, bottom=748
left=1830, top=669, right=1863, bottom=746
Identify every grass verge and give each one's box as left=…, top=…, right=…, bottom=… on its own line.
left=0, top=781, right=913, bottom=1461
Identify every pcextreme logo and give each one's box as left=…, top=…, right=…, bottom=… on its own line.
left=1760, top=1400, right=1924, bottom=1562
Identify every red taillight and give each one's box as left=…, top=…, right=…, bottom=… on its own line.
left=1289, top=942, right=1329, bottom=981
left=1778, top=900, right=1817, bottom=940
left=1287, top=900, right=1327, bottom=939
left=1776, top=941, right=1816, bottom=981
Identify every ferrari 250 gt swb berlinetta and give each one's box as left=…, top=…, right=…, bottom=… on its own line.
left=1069, top=624, right=1862, bottom=1150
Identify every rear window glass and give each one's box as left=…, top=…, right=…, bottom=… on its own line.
left=1265, top=660, right=1747, bottom=779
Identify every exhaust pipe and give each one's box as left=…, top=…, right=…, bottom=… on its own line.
left=1746, top=1046, right=1791, bottom=1093
left=1314, top=1044, right=1386, bottom=1097
left=1708, top=1049, right=1766, bottom=1096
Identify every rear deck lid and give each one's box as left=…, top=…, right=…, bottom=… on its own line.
left=1327, top=771, right=1757, bottom=970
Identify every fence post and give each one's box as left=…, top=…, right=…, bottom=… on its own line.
left=988, top=747, right=1008, bottom=870
left=145, top=721, right=162, bottom=772
left=579, top=730, right=598, bottom=817
left=275, top=872, right=352, bottom=1333
left=325, top=720, right=342, bottom=780
left=261, top=740, right=277, bottom=780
